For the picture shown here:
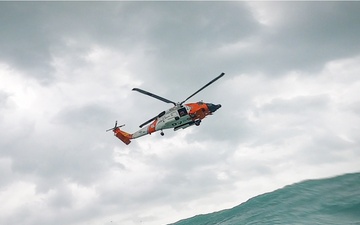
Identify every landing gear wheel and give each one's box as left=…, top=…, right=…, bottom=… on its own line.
left=160, top=131, right=164, bottom=136
left=195, top=120, right=201, bottom=126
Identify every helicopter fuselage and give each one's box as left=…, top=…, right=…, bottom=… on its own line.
left=108, top=72, right=224, bottom=145
left=132, top=102, right=221, bottom=139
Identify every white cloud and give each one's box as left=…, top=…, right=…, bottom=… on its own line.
left=0, top=2, right=360, bottom=225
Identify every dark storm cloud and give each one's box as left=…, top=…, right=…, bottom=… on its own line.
left=268, top=2, right=360, bottom=73
left=1, top=2, right=360, bottom=225
left=0, top=2, right=137, bottom=83
left=222, top=2, right=360, bottom=75
left=0, top=2, right=258, bottom=88
left=0, top=2, right=59, bottom=82
left=140, top=2, right=260, bottom=81
left=2, top=2, right=359, bottom=86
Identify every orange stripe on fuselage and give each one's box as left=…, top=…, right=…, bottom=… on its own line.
left=148, top=119, right=158, bottom=134
left=186, top=102, right=211, bottom=120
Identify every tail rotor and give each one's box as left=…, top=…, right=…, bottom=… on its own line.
left=106, top=121, right=132, bottom=145
left=106, top=121, right=125, bottom=132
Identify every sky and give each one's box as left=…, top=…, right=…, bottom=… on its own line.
left=0, top=2, right=360, bottom=225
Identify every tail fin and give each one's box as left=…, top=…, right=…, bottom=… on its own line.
left=106, top=121, right=132, bottom=145
left=113, top=128, right=132, bottom=145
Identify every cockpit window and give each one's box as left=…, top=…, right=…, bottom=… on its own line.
left=178, top=107, right=188, bottom=117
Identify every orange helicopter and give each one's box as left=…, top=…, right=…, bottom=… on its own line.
left=107, top=73, right=224, bottom=145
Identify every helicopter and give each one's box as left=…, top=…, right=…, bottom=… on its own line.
left=107, top=72, right=224, bottom=145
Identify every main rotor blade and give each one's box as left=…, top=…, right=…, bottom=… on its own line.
left=180, top=72, right=225, bottom=105
left=132, top=88, right=176, bottom=106
left=139, top=115, right=158, bottom=128
left=139, top=111, right=165, bottom=128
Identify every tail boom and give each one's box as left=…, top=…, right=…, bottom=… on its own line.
left=109, top=120, right=158, bottom=145
left=113, top=128, right=132, bottom=145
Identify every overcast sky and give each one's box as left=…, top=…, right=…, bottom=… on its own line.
left=1, top=2, right=360, bottom=225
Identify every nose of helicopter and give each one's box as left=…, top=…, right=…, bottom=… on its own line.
left=207, top=103, right=222, bottom=113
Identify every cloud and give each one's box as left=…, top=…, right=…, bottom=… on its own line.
left=0, top=2, right=360, bottom=225
left=223, top=2, right=360, bottom=75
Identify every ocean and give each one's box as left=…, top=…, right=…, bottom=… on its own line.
left=169, top=172, right=360, bottom=225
